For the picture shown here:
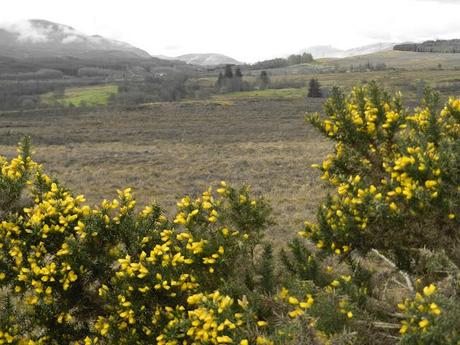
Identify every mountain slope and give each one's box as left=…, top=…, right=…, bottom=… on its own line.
left=174, top=53, right=241, bottom=66
left=302, top=43, right=396, bottom=59
left=300, top=45, right=343, bottom=59
left=319, top=50, right=460, bottom=70
left=0, top=19, right=151, bottom=60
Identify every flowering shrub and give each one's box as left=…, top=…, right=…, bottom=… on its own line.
left=0, top=139, right=274, bottom=344
left=298, top=83, right=460, bottom=344
left=398, top=283, right=460, bottom=345
left=1, top=83, right=460, bottom=345
left=305, top=83, right=459, bottom=273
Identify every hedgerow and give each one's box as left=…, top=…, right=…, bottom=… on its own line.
left=0, top=82, right=459, bottom=344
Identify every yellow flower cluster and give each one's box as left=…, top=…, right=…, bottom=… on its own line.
left=0, top=329, right=17, bottom=344
left=0, top=140, right=37, bottom=210
left=0, top=326, right=48, bottom=345
left=318, top=87, right=404, bottom=141
left=382, top=142, right=442, bottom=209
left=153, top=291, right=273, bottom=345
left=440, top=98, right=460, bottom=138
left=305, top=84, right=459, bottom=257
left=174, top=189, right=220, bottom=225
left=398, top=284, right=441, bottom=335
left=277, top=287, right=314, bottom=318
left=2, top=173, right=89, bottom=309
left=0, top=155, right=27, bottom=180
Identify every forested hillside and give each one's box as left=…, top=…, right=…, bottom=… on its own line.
left=394, top=39, right=460, bottom=53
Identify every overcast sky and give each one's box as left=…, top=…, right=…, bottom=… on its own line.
left=1, top=0, right=460, bottom=62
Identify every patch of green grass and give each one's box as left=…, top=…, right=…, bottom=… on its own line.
left=43, top=84, right=117, bottom=107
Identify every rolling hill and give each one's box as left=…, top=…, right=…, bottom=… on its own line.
left=302, top=43, right=396, bottom=59
left=172, top=53, right=242, bottom=66
left=0, top=19, right=151, bottom=60
left=318, top=50, right=460, bottom=69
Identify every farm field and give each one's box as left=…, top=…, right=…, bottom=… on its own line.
left=42, top=83, right=117, bottom=107
left=0, top=96, right=330, bottom=245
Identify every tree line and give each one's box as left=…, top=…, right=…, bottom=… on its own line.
left=249, top=53, right=314, bottom=70
left=394, top=39, right=460, bottom=53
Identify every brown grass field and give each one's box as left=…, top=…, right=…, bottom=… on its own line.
left=0, top=97, right=330, bottom=245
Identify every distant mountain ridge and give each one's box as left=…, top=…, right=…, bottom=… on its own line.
left=0, top=19, right=151, bottom=60
left=394, top=39, right=460, bottom=53
left=158, top=53, right=242, bottom=66
left=301, top=43, right=396, bottom=59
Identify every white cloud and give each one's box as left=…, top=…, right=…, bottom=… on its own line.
left=1, top=0, right=460, bottom=61
left=415, top=0, right=460, bottom=3
left=1, top=20, right=51, bottom=43
left=62, top=35, right=83, bottom=44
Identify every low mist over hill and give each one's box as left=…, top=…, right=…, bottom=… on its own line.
left=302, top=43, right=395, bottom=59
left=0, top=19, right=151, bottom=60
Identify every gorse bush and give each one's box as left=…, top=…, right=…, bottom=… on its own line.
left=306, top=83, right=459, bottom=272
left=1, top=82, right=459, bottom=344
left=302, top=82, right=460, bottom=343
left=0, top=140, right=275, bottom=344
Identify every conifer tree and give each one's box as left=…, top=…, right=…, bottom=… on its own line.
left=259, top=70, right=270, bottom=90
left=234, top=67, right=243, bottom=78
left=224, top=64, right=234, bottom=79
left=233, top=67, right=243, bottom=91
left=307, top=78, right=322, bottom=98
left=215, top=72, right=224, bottom=90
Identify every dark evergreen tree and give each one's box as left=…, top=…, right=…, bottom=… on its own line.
left=234, top=67, right=243, bottom=78
left=233, top=67, right=243, bottom=91
left=258, top=71, right=270, bottom=90
left=224, top=65, right=234, bottom=79
left=215, top=72, right=224, bottom=90
left=307, top=78, right=322, bottom=98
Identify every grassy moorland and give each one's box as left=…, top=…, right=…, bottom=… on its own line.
left=2, top=51, right=460, bottom=246
left=1, top=51, right=460, bottom=344
left=0, top=97, right=329, bottom=245
left=213, top=88, right=306, bottom=101
left=265, top=68, right=460, bottom=102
